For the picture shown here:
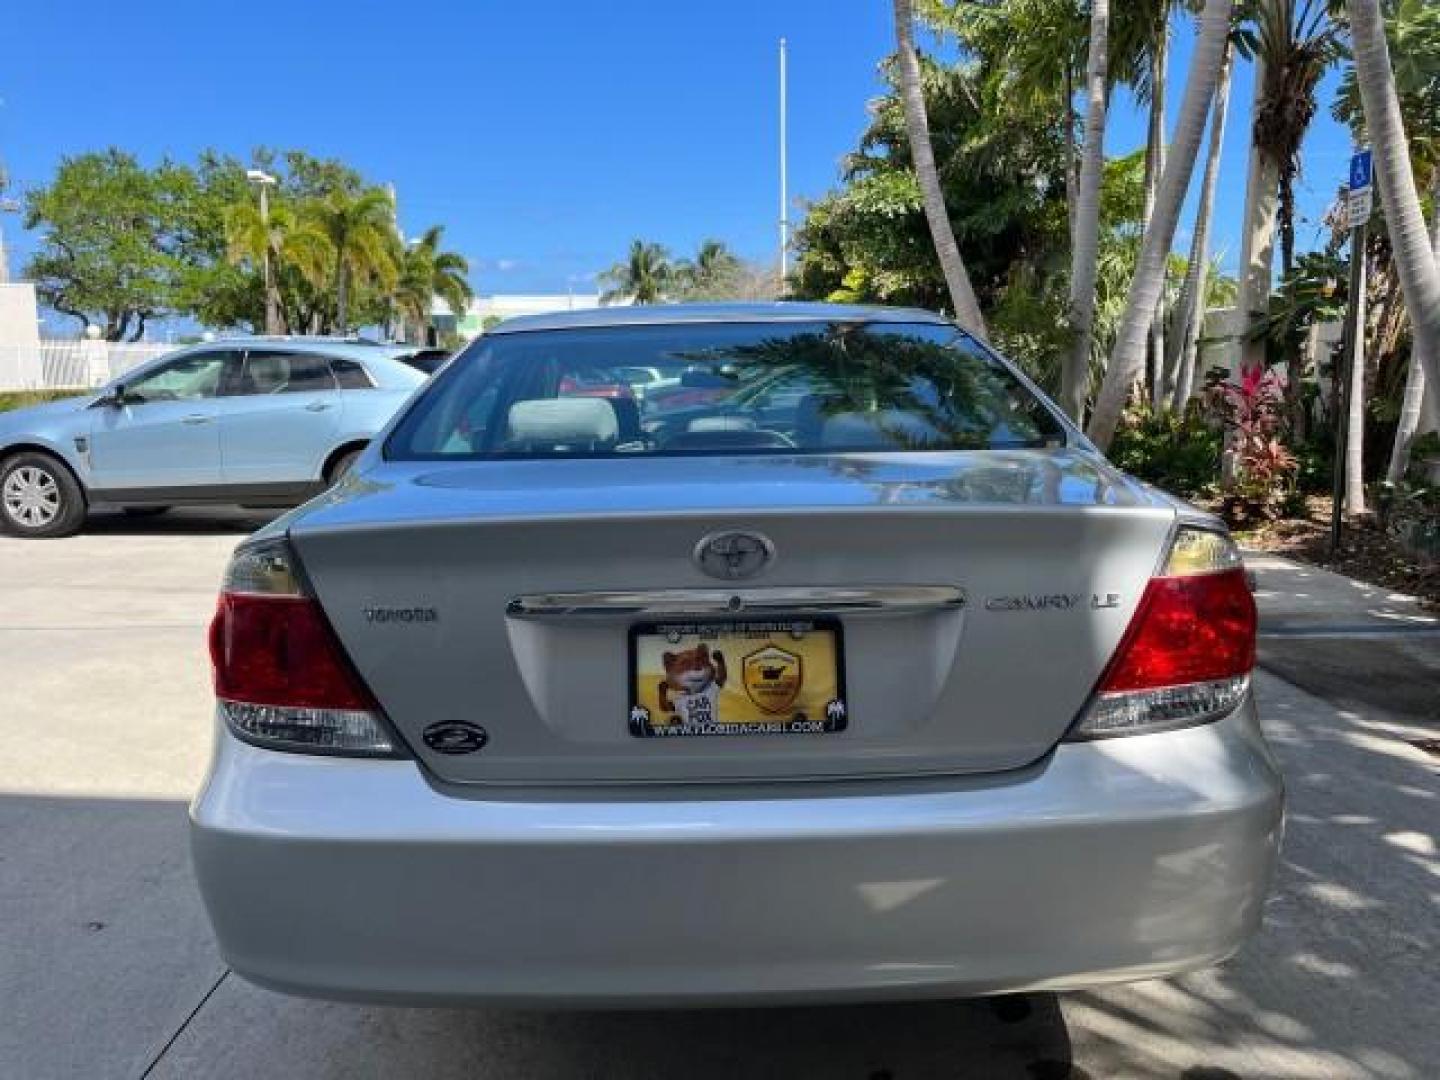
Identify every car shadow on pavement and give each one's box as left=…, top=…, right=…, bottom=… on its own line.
left=81, top=508, right=278, bottom=537
left=1059, top=671, right=1440, bottom=1078
left=154, top=981, right=1081, bottom=1080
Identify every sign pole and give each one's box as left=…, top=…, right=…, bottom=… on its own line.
left=1332, top=149, right=1373, bottom=557
left=1331, top=218, right=1367, bottom=555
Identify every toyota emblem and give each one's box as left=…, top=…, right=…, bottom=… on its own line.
left=693, top=530, right=776, bottom=581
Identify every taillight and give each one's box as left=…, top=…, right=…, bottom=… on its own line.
left=1068, top=527, right=1255, bottom=740
left=209, top=537, right=401, bottom=756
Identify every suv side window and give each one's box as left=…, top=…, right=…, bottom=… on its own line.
left=231, top=351, right=339, bottom=396
left=330, top=357, right=375, bottom=390
left=124, top=351, right=238, bottom=403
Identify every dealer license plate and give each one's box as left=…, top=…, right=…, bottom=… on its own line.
left=628, top=618, right=848, bottom=738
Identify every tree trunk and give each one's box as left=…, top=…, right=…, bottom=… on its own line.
left=264, top=249, right=282, bottom=336
left=892, top=0, right=987, bottom=337
left=1234, top=18, right=1279, bottom=377
left=1086, top=0, right=1234, bottom=450
left=1348, top=0, right=1440, bottom=396
left=1147, top=21, right=1170, bottom=412
left=1386, top=173, right=1440, bottom=482
left=1279, top=168, right=1297, bottom=280
left=1064, top=65, right=1078, bottom=243
left=335, top=260, right=350, bottom=334
left=1058, top=0, right=1110, bottom=423
left=1344, top=239, right=1368, bottom=514
left=1171, top=44, right=1234, bottom=414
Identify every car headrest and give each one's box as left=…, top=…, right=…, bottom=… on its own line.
left=687, top=415, right=757, bottom=433
left=506, top=398, right=619, bottom=447
left=820, top=409, right=946, bottom=449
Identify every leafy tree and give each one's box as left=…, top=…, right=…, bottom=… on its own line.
left=1240, top=0, right=1343, bottom=278
left=600, top=240, right=673, bottom=304
left=223, top=199, right=332, bottom=333
left=395, top=226, right=472, bottom=343
left=22, top=149, right=187, bottom=339
left=1170, top=42, right=1237, bottom=412
left=892, top=0, right=987, bottom=334
left=674, top=239, right=741, bottom=297
left=301, top=187, right=399, bottom=332
left=1335, top=0, right=1440, bottom=480
left=1233, top=0, right=1343, bottom=376
left=789, top=49, right=1070, bottom=324
left=1088, top=0, right=1235, bottom=449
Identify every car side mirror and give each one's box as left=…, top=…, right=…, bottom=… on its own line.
left=95, top=385, right=127, bottom=408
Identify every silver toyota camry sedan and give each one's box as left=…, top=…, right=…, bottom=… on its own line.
left=192, top=303, right=1283, bottom=1006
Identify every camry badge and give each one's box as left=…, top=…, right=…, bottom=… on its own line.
left=693, top=530, right=776, bottom=581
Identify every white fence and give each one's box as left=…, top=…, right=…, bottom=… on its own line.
left=0, top=341, right=173, bottom=392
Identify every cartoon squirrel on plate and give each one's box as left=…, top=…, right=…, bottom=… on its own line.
left=658, top=644, right=727, bottom=725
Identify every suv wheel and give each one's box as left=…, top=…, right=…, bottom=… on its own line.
left=0, top=452, right=87, bottom=538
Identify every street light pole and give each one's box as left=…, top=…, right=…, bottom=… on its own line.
left=246, top=169, right=280, bottom=334
left=778, top=37, right=789, bottom=291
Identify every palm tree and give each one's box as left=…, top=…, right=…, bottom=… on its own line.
left=1059, top=0, right=1111, bottom=421
left=1388, top=182, right=1440, bottom=480
left=395, top=226, right=473, bottom=344
left=1248, top=2, right=1341, bottom=277
left=1233, top=0, right=1342, bottom=375
left=1135, top=0, right=1175, bottom=412
left=1088, top=0, right=1237, bottom=450
left=892, top=0, right=987, bottom=336
left=695, top=239, right=737, bottom=281
left=1337, top=0, right=1440, bottom=480
left=223, top=199, right=332, bottom=334
left=1170, top=42, right=1236, bottom=412
left=302, top=187, right=399, bottom=333
left=600, top=240, right=672, bottom=304
left=1347, top=0, right=1440, bottom=411
left=675, top=239, right=741, bottom=298
left=939, top=0, right=1087, bottom=236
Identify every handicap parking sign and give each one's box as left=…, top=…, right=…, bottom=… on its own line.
left=1350, top=149, right=1373, bottom=192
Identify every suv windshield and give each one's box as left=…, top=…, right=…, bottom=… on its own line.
left=385, top=320, right=1066, bottom=460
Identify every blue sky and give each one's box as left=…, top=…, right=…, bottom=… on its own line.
left=3, top=1, right=1356, bottom=307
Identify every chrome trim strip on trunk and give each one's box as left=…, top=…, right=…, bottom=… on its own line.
left=505, top=585, right=966, bottom=620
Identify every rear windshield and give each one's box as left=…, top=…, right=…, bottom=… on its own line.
left=385, top=320, right=1066, bottom=460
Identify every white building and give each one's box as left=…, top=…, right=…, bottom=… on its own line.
left=436, top=293, right=621, bottom=341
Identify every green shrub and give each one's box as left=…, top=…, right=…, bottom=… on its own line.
left=1378, top=478, right=1440, bottom=561
left=1108, top=406, right=1224, bottom=499
left=0, top=390, right=85, bottom=413
left=1411, top=430, right=1440, bottom=462
left=1291, top=437, right=1335, bottom=494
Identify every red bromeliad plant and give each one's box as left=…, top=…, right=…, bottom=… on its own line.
left=1206, top=365, right=1300, bottom=524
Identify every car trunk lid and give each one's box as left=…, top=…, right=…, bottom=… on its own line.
left=291, top=451, right=1176, bottom=785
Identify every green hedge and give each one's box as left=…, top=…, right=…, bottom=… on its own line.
left=0, top=390, right=85, bottom=413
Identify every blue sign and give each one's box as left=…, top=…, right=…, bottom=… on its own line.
left=1350, top=149, right=1373, bottom=192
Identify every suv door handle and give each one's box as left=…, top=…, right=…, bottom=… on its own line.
left=181, top=414, right=213, bottom=425
left=305, top=401, right=334, bottom=412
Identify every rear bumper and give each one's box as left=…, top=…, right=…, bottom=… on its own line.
left=190, top=700, right=1283, bottom=1007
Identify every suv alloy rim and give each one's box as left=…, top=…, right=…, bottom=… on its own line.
left=2, top=465, right=62, bottom=528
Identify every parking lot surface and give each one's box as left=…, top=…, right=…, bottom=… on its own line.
left=2, top=514, right=1437, bottom=1079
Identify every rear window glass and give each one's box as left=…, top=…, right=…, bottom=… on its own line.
left=385, top=321, right=1065, bottom=460
left=330, top=357, right=375, bottom=389
left=241, top=351, right=336, bottom=394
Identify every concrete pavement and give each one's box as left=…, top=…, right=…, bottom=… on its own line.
left=1246, top=551, right=1439, bottom=730
left=1, top=519, right=1436, bottom=1078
